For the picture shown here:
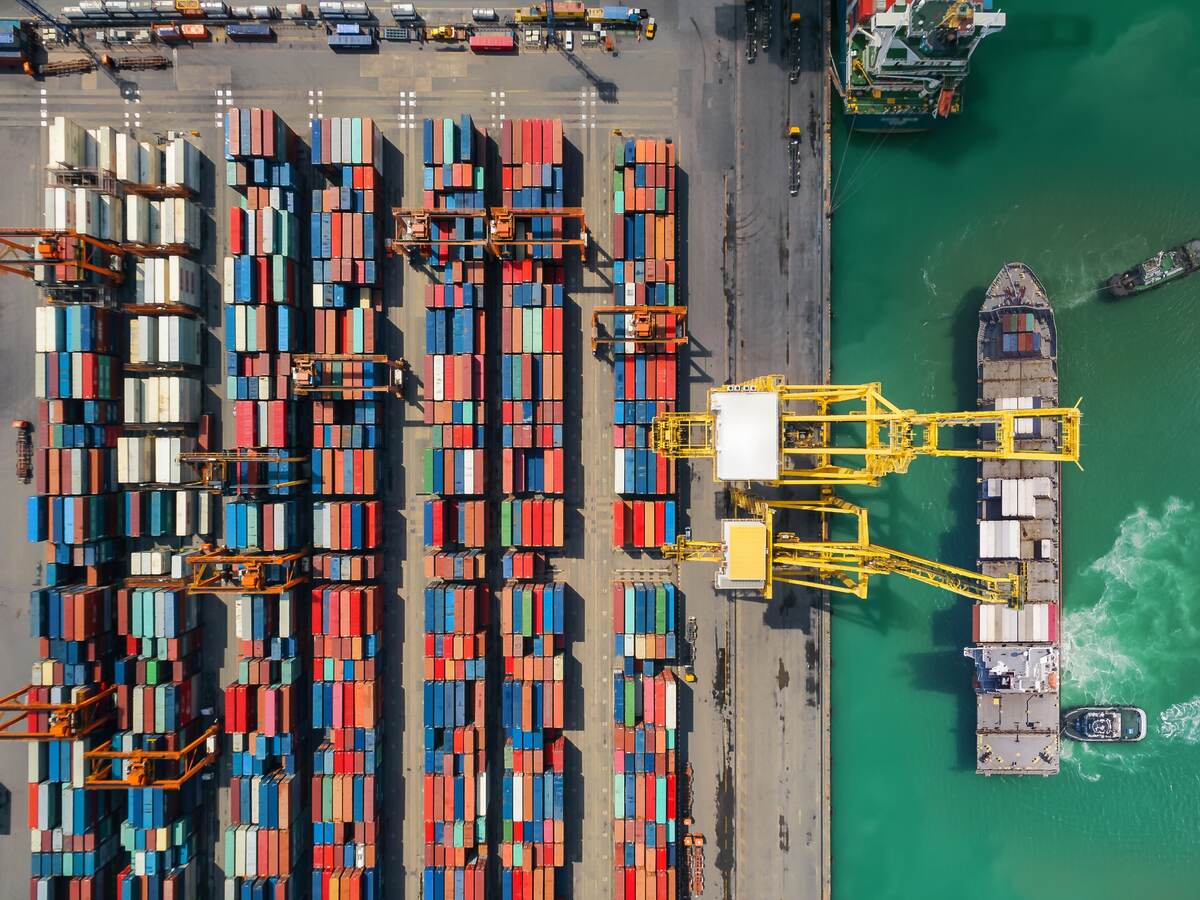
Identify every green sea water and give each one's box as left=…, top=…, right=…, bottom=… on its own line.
left=830, top=3, right=1200, bottom=897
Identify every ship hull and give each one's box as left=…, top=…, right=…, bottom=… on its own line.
left=970, top=263, right=1063, bottom=776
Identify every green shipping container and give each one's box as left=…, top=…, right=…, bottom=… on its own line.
left=443, top=118, right=455, bottom=163
left=423, top=449, right=434, bottom=493
left=624, top=679, right=635, bottom=727
left=500, top=499, right=513, bottom=546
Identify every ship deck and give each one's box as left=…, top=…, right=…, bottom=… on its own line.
left=972, top=262, right=1063, bottom=776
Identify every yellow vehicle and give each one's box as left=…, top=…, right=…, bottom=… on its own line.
left=645, top=17, right=656, bottom=39
left=425, top=24, right=465, bottom=40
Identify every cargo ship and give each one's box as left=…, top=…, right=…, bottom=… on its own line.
left=1104, top=239, right=1200, bottom=297
left=966, top=263, right=1062, bottom=775
left=842, top=0, right=1006, bottom=132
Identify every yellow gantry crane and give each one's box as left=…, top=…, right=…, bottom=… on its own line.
left=651, top=376, right=1081, bottom=487
left=662, top=488, right=1025, bottom=606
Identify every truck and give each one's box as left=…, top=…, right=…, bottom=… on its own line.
left=585, top=6, right=646, bottom=25
left=425, top=24, right=465, bottom=41
left=0, top=20, right=32, bottom=70
left=787, top=125, right=801, bottom=196
left=226, top=21, right=272, bottom=37
left=12, top=421, right=31, bottom=483
left=787, top=11, right=801, bottom=83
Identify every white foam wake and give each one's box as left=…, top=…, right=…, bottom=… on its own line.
left=1159, top=696, right=1200, bottom=743
left=1062, top=497, right=1200, bottom=702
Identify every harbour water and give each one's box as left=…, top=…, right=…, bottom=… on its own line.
left=830, top=2, right=1200, bottom=896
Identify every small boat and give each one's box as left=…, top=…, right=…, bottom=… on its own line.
left=1062, top=706, right=1146, bottom=743
left=1105, top=239, right=1200, bottom=297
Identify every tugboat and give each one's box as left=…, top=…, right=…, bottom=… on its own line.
left=1105, top=239, right=1200, bottom=297
left=1062, top=706, right=1147, bottom=743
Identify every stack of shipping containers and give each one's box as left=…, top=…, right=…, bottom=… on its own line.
left=497, top=118, right=566, bottom=550
left=420, top=115, right=489, bottom=900
left=112, top=128, right=212, bottom=900
left=608, top=137, right=681, bottom=900
left=609, top=138, right=679, bottom=551
left=26, top=117, right=127, bottom=900
left=497, top=118, right=568, bottom=900
left=222, top=107, right=308, bottom=899
left=308, top=115, right=386, bottom=900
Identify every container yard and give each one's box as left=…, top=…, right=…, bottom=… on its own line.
left=0, top=5, right=833, bottom=900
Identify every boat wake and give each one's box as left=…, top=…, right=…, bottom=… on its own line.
left=1159, top=696, right=1200, bottom=743
left=1060, top=498, right=1200, bottom=779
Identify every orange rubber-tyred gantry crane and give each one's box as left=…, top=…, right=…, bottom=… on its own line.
left=387, top=206, right=588, bottom=256
left=0, top=684, right=116, bottom=741
left=591, top=305, right=688, bottom=353
left=178, top=449, right=308, bottom=494
left=184, top=544, right=309, bottom=595
left=0, top=228, right=126, bottom=285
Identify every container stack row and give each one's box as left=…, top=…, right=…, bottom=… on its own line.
left=611, top=666, right=679, bottom=900
left=497, top=118, right=567, bottom=550
left=308, top=115, right=387, bottom=900
left=498, top=582, right=566, bottom=900
left=222, top=107, right=309, bottom=900
left=112, top=587, right=205, bottom=899
left=27, top=117, right=207, bottom=900
left=609, top=138, right=680, bottom=550
left=30, top=121, right=126, bottom=899
left=419, top=115, right=490, bottom=900
left=496, top=118, right=570, bottom=900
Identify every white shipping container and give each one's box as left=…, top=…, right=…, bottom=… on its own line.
left=137, top=141, right=163, bottom=185
left=169, top=255, right=200, bottom=306
left=164, top=138, right=200, bottom=191
left=116, top=132, right=138, bottom=183
left=175, top=490, right=193, bottom=537
left=100, top=193, right=123, bottom=241
left=73, top=188, right=98, bottom=238
left=93, top=126, right=117, bottom=174
left=463, top=448, right=475, bottom=493
left=126, top=195, right=151, bottom=243
left=431, top=354, right=444, bottom=401
left=48, top=117, right=85, bottom=170
left=224, top=256, right=235, bottom=304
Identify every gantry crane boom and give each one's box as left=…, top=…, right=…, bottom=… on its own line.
left=388, top=206, right=588, bottom=255
left=291, top=354, right=406, bottom=398
left=0, top=228, right=126, bottom=284
left=651, top=375, right=1081, bottom=486
left=661, top=488, right=1024, bottom=605
left=591, top=305, right=688, bottom=352
left=185, top=544, right=309, bottom=595
left=178, top=449, right=307, bottom=493
left=84, top=723, right=219, bottom=790
left=0, top=684, right=116, bottom=741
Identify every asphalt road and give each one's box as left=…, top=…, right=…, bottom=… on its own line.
left=0, top=2, right=831, bottom=897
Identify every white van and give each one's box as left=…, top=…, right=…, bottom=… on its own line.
left=563, top=28, right=573, bottom=51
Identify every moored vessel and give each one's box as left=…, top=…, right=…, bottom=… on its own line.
left=842, top=0, right=1006, bottom=132
left=1104, top=240, right=1200, bottom=297
left=1062, top=706, right=1147, bottom=743
left=967, top=263, right=1063, bottom=776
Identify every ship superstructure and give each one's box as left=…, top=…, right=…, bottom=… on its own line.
left=844, top=0, right=1006, bottom=131
left=969, top=263, right=1063, bottom=776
